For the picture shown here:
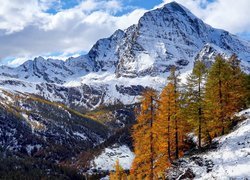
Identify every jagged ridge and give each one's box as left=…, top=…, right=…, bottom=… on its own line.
left=0, top=1, right=250, bottom=108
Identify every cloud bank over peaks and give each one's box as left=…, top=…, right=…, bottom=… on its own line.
left=0, top=0, right=146, bottom=65
left=1, top=0, right=250, bottom=66
left=163, top=0, right=250, bottom=35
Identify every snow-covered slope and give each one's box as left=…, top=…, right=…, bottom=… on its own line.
left=0, top=89, right=109, bottom=161
left=90, top=109, right=250, bottom=178
left=0, top=2, right=250, bottom=109
left=85, top=109, right=250, bottom=179
left=90, top=144, right=134, bottom=171
left=167, top=109, right=250, bottom=179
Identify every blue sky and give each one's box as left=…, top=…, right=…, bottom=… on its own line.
left=0, top=0, right=250, bottom=66
left=45, top=0, right=164, bottom=14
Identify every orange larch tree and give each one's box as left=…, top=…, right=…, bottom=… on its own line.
left=130, top=89, right=158, bottom=179
left=167, top=67, right=184, bottom=159
left=153, top=82, right=176, bottom=175
left=205, top=55, right=234, bottom=136
left=110, top=160, right=127, bottom=180
left=184, top=60, right=207, bottom=149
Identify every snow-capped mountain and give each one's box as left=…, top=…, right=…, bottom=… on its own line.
left=0, top=1, right=250, bottom=109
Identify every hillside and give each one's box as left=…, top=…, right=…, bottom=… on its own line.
left=164, top=109, right=250, bottom=179
left=88, top=109, right=250, bottom=179
left=0, top=89, right=109, bottom=161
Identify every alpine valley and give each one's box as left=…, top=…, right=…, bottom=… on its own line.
left=0, top=1, right=250, bottom=179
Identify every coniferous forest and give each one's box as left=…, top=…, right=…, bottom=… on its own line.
left=110, top=54, right=250, bottom=179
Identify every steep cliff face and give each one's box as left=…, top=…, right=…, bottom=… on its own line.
left=113, top=2, right=250, bottom=77
left=0, top=2, right=250, bottom=108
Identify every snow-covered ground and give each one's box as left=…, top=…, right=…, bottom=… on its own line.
left=92, top=109, right=250, bottom=179
left=90, top=144, right=134, bottom=171
left=178, top=109, right=250, bottom=179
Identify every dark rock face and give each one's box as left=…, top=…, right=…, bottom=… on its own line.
left=176, top=59, right=189, bottom=66
left=35, top=83, right=105, bottom=110
left=179, top=168, right=196, bottom=179
left=195, top=44, right=221, bottom=67
left=88, top=29, right=126, bottom=72
left=115, top=85, right=148, bottom=96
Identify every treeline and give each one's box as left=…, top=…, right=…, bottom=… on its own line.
left=110, top=54, right=250, bottom=179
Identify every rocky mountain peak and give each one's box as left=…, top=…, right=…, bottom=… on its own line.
left=138, top=1, right=209, bottom=39
left=0, top=2, right=249, bottom=108
left=162, top=1, right=194, bottom=15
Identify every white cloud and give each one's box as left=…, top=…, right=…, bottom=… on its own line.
left=1, top=0, right=250, bottom=65
left=7, top=57, right=31, bottom=67
left=0, top=0, right=38, bottom=33
left=0, top=0, right=58, bottom=33
left=162, top=0, right=250, bottom=34
left=203, top=0, right=250, bottom=33
left=0, top=0, right=146, bottom=63
left=7, top=52, right=82, bottom=67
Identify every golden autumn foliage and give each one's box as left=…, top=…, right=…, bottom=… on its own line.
left=166, top=67, right=187, bottom=160
left=155, top=83, right=176, bottom=166
left=205, top=54, right=247, bottom=137
left=129, top=56, right=248, bottom=179
left=184, top=60, right=207, bottom=148
left=130, top=89, right=158, bottom=179
left=246, top=74, right=250, bottom=106
left=227, top=54, right=248, bottom=112
left=131, top=68, right=189, bottom=179
left=153, top=82, right=179, bottom=175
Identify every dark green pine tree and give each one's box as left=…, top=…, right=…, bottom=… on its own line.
left=184, top=60, right=207, bottom=149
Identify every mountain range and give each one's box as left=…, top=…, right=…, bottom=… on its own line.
left=0, top=1, right=250, bottom=178
left=0, top=2, right=250, bottom=110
